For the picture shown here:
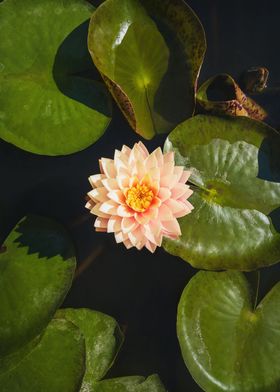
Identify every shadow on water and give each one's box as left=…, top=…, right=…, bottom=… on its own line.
left=52, top=19, right=111, bottom=117
left=14, top=215, right=75, bottom=261
left=153, top=19, right=193, bottom=126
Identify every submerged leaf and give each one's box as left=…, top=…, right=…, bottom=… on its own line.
left=88, top=0, right=206, bottom=139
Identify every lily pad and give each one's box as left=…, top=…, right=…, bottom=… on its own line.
left=93, top=375, right=167, bottom=392
left=0, top=0, right=111, bottom=156
left=56, top=308, right=124, bottom=387
left=196, top=74, right=267, bottom=121
left=163, top=114, right=280, bottom=270
left=88, top=0, right=206, bottom=139
left=177, top=270, right=280, bottom=392
left=0, top=319, right=85, bottom=392
left=0, top=215, right=76, bottom=357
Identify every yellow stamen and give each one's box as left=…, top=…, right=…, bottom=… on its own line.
left=126, top=183, right=154, bottom=212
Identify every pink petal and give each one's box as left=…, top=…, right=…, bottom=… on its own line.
left=152, top=147, right=163, bottom=167
left=107, top=216, right=122, bottom=233
left=115, top=231, right=128, bottom=243
left=145, top=240, right=157, bottom=253
left=121, top=145, right=131, bottom=156
left=108, top=190, right=125, bottom=204
left=160, top=161, right=174, bottom=177
left=158, top=187, right=171, bottom=202
left=99, top=200, right=119, bottom=215
left=128, top=226, right=144, bottom=246
left=117, top=174, right=130, bottom=189
left=89, top=174, right=105, bottom=188
left=165, top=199, right=187, bottom=215
left=94, top=217, right=108, bottom=229
left=91, top=202, right=110, bottom=218
left=180, top=170, right=191, bottom=184
left=149, top=167, right=160, bottom=182
left=121, top=217, right=139, bottom=233
left=160, top=174, right=178, bottom=188
left=137, top=141, right=149, bottom=158
left=144, top=153, right=158, bottom=171
left=161, top=218, right=181, bottom=236
left=163, top=151, right=174, bottom=163
left=131, top=160, right=146, bottom=179
left=88, top=187, right=108, bottom=202
left=117, top=205, right=134, bottom=217
left=102, top=178, right=119, bottom=191
left=100, top=158, right=117, bottom=178
left=123, top=239, right=133, bottom=249
left=135, top=206, right=158, bottom=224
left=171, top=183, right=190, bottom=200
left=158, top=204, right=174, bottom=221
left=85, top=199, right=94, bottom=210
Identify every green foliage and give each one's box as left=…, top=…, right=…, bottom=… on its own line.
left=0, top=319, right=86, bottom=392
left=163, top=115, right=280, bottom=270
left=88, top=0, right=206, bottom=139
left=0, top=215, right=76, bottom=357
left=0, top=0, right=111, bottom=155
left=56, top=308, right=124, bottom=387
left=177, top=270, right=280, bottom=392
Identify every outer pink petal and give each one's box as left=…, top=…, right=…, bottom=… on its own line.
left=180, top=170, right=191, bottom=184
left=123, top=239, right=134, bottom=249
left=144, top=153, right=158, bottom=171
left=171, top=183, right=190, bottom=200
left=91, top=202, right=110, bottom=218
left=115, top=231, right=129, bottom=243
left=165, top=199, right=188, bottom=215
left=107, top=216, right=122, bottom=233
left=89, top=174, right=106, bottom=188
left=160, top=161, right=174, bottom=177
left=152, top=147, right=163, bottom=167
left=145, top=241, right=157, bottom=253
left=161, top=218, right=181, bottom=237
left=100, top=158, right=117, bottom=178
left=137, top=141, right=149, bottom=158
left=128, top=226, right=144, bottom=246
left=163, top=151, right=174, bottom=163
left=160, top=174, right=178, bottom=188
left=121, top=145, right=131, bottom=156
left=94, top=217, right=108, bottom=230
left=88, top=187, right=108, bottom=203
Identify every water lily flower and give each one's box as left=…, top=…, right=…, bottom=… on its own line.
left=86, top=142, right=194, bottom=253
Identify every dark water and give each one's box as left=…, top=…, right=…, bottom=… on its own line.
left=1, top=1, right=280, bottom=391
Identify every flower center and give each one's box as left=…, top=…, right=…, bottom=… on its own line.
left=126, top=183, right=154, bottom=212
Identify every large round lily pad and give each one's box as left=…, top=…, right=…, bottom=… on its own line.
left=177, top=270, right=280, bottom=392
left=0, top=215, right=76, bottom=357
left=0, top=0, right=111, bottom=156
left=0, top=319, right=85, bottom=392
left=88, top=0, right=206, bottom=139
left=163, top=114, right=280, bottom=270
left=56, top=308, right=124, bottom=388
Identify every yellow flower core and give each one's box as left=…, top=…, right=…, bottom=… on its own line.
left=126, top=183, right=154, bottom=212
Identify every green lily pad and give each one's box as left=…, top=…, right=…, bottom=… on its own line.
left=163, top=114, right=280, bottom=270
left=177, top=270, right=280, bottom=392
left=93, top=375, right=167, bottom=392
left=56, top=308, right=124, bottom=387
left=88, top=0, right=206, bottom=139
left=0, top=319, right=85, bottom=392
left=0, top=215, right=76, bottom=357
left=0, top=0, right=111, bottom=156
left=196, top=74, right=267, bottom=121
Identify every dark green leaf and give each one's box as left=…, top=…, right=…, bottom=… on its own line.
left=0, top=215, right=76, bottom=357
left=163, top=115, right=280, bottom=270
left=0, top=319, right=85, bottom=392
left=0, top=0, right=111, bottom=155
left=88, top=0, right=206, bottom=139
left=178, top=270, right=280, bottom=392
left=56, top=308, right=124, bottom=387
left=93, top=375, right=167, bottom=392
